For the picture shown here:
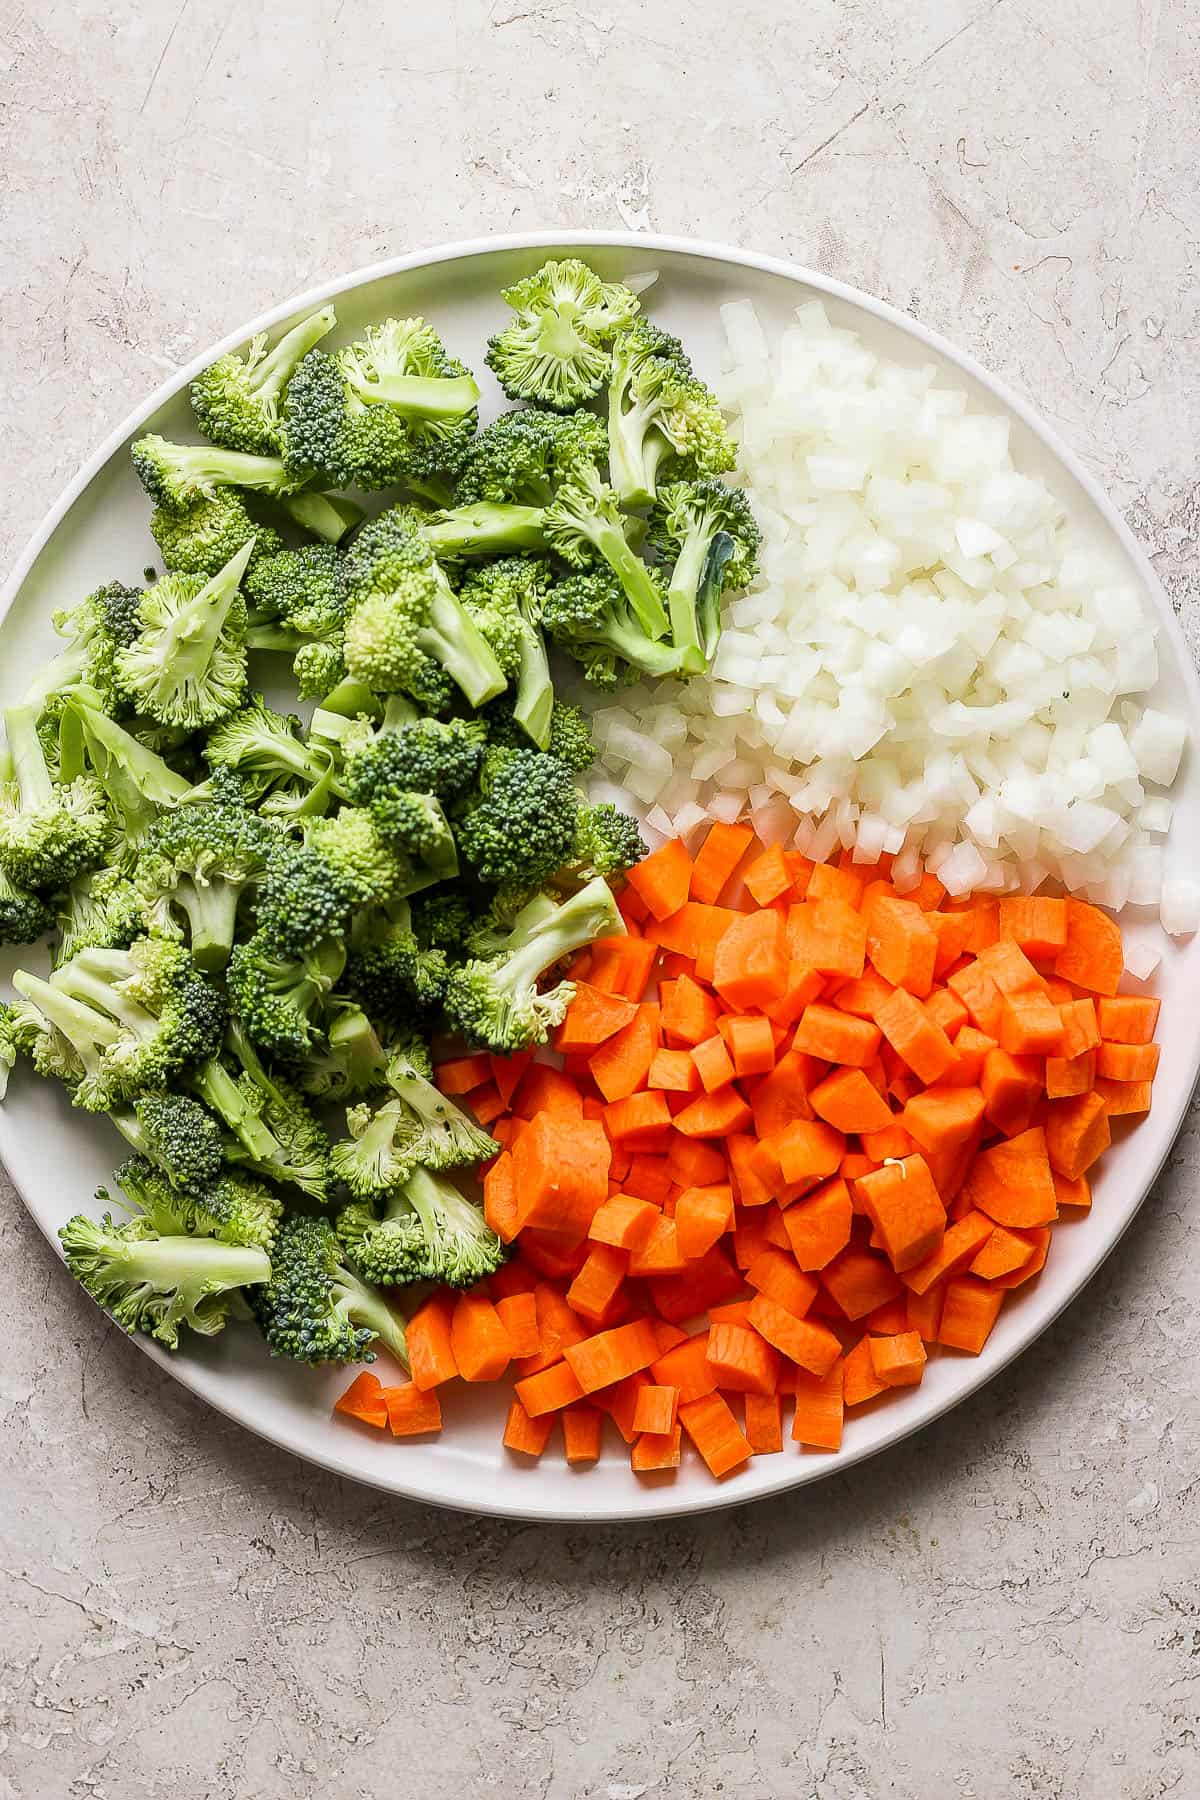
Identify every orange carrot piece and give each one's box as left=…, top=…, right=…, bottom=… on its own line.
left=809, top=1066, right=894, bottom=1134
left=691, top=1031, right=736, bottom=1094
left=905, top=1286, right=944, bottom=1340
left=1095, top=1077, right=1153, bottom=1115
left=774, top=1118, right=845, bottom=1186
left=947, top=960, right=1003, bottom=1036
left=855, top=1155, right=946, bottom=1273
left=678, top=1391, right=753, bottom=1476
left=902, top=1083, right=986, bottom=1154
left=660, top=971, right=722, bottom=1045
left=647, top=1046, right=700, bottom=1093
left=566, top=1242, right=629, bottom=1323
left=942, top=1025, right=996, bottom=1088
left=808, top=860, right=865, bottom=908
left=630, top=1382, right=679, bottom=1436
left=842, top=1337, right=887, bottom=1407
left=436, top=1053, right=492, bottom=1096
left=673, top=1088, right=754, bottom=1138
left=748, top=1294, right=842, bottom=1375
left=1097, top=996, right=1160, bottom=1044
left=869, top=1330, right=927, bottom=1387
left=564, top=1318, right=661, bottom=1394
left=626, top=837, right=693, bottom=920
left=980, top=1048, right=1042, bottom=1135
left=969, top=1225, right=1035, bottom=1281
left=793, top=1002, right=881, bottom=1069
left=334, top=1370, right=389, bottom=1428
left=384, top=1384, right=444, bottom=1437
left=822, top=1246, right=903, bottom=1318
left=865, top=893, right=938, bottom=997
left=996, top=988, right=1065, bottom=1056
left=626, top=1214, right=688, bottom=1276
left=704, top=1320, right=782, bottom=1395
left=468, top=1084, right=506, bottom=1126
left=976, top=938, right=1048, bottom=997
left=513, top=1062, right=583, bottom=1120
left=562, top=1406, right=604, bottom=1464
left=961, top=1125, right=1058, bottom=1228
left=674, top=1184, right=734, bottom=1258
left=728, top=1131, right=775, bottom=1207
left=631, top=1425, right=683, bottom=1471
left=1045, top=1050, right=1096, bottom=1099
left=1058, top=997, right=1102, bottom=1057
left=998, top=895, right=1068, bottom=957
left=495, top=1291, right=541, bottom=1359
left=588, top=1004, right=661, bottom=1102
left=989, top=1225, right=1051, bottom=1288
left=712, top=909, right=788, bottom=1009
left=746, top=1247, right=818, bottom=1317
left=518, top=1230, right=589, bottom=1281
left=666, top=1135, right=728, bottom=1188
left=586, top=933, right=657, bottom=1002
left=503, top=1397, right=555, bottom=1456
left=604, top=1090, right=674, bottom=1145
left=512, top=1113, right=611, bottom=1239
left=1052, top=1169, right=1091, bottom=1210
left=588, top=1193, right=661, bottom=1252
left=744, top=1391, right=784, bottom=1454
left=1044, top=1090, right=1111, bottom=1181
left=924, top=986, right=969, bottom=1040
left=625, top=1154, right=674, bottom=1204
left=647, top=1243, right=744, bottom=1323
left=650, top=1318, right=689, bottom=1354
left=450, top=1292, right=512, bottom=1383
left=834, top=969, right=896, bottom=1019
left=750, top=1047, right=820, bottom=1133
left=726, top=1014, right=777, bottom=1078
left=900, top=1208, right=994, bottom=1293
left=514, top=1283, right=589, bottom=1378
left=1054, top=898, right=1123, bottom=996
left=929, top=908, right=974, bottom=977
left=938, top=1276, right=1004, bottom=1353
left=406, top=1293, right=459, bottom=1391
left=787, top=898, right=867, bottom=979
left=1096, top=1040, right=1160, bottom=1082
left=515, top=1360, right=585, bottom=1415
left=651, top=1332, right=718, bottom=1403
left=691, top=820, right=754, bottom=903
left=782, top=1178, right=853, bottom=1270
left=761, top=961, right=825, bottom=1028
left=791, top=1364, right=845, bottom=1448
left=873, top=987, right=956, bottom=1083
left=743, top=843, right=794, bottom=907
left=554, top=981, right=639, bottom=1054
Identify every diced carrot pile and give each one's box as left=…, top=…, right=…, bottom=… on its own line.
left=335, top=827, right=1160, bottom=1484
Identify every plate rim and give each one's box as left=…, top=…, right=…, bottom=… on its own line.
left=3, top=227, right=1197, bottom=1523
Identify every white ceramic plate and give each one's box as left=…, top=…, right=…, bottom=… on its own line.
left=2, top=232, right=1197, bottom=1522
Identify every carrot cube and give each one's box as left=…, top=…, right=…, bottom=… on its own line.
left=562, top=1406, right=604, bottom=1464
left=791, top=1364, right=845, bottom=1449
left=691, top=820, right=754, bottom=903
left=726, top=1014, right=777, bottom=1078
left=678, top=1391, right=753, bottom=1476
left=631, top=1425, right=683, bottom=1471
left=674, top=1184, right=734, bottom=1258
left=384, top=1384, right=444, bottom=1437
left=712, top=910, right=788, bottom=1009
left=503, top=1398, right=555, bottom=1456
left=450, top=1292, right=512, bottom=1383
left=868, top=1330, right=927, bottom=1387
left=691, top=1032, right=736, bottom=1094
left=626, top=837, right=693, bottom=920
left=782, top=1177, right=853, bottom=1270
left=334, top=1370, right=388, bottom=1429
left=647, top=1046, right=700, bottom=1093
left=938, top=1276, right=1005, bottom=1353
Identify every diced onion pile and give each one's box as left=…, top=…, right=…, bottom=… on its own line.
left=588, top=300, right=1197, bottom=934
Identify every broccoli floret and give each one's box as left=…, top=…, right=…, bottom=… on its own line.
left=543, top=463, right=670, bottom=640
left=0, top=865, right=54, bottom=946
left=12, top=938, right=225, bottom=1111
left=252, top=1211, right=408, bottom=1367
left=455, top=748, right=581, bottom=890
left=190, top=305, right=338, bottom=454
left=649, top=478, right=761, bottom=673
left=344, top=901, right=449, bottom=1024
left=343, top=716, right=486, bottom=810
left=0, top=1002, right=20, bottom=1099
left=54, top=866, right=178, bottom=966
left=254, top=839, right=353, bottom=958
left=46, top=579, right=143, bottom=716
left=302, top=806, right=410, bottom=906
left=458, top=558, right=555, bottom=749
left=545, top=701, right=596, bottom=772
left=283, top=319, right=479, bottom=494
left=410, top=886, right=472, bottom=952
left=110, top=1154, right=282, bottom=1252
left=116, top=541, right=252, bottom=730
left=131, top=435, right=307, bottom=511
left=59, top=1207, right=270, bottom=1349
left=383, top=1035, right=498, bottom=1171
left=562, top=803, right=647, bottom=888
left=539, top=567, right=686, bottom=689
left=329, top=1096, right=419, bottom=1199
left=291, top=1003, right=388, bottom=1102
left=191, top=1026, right=331, bottom=1203
left=485, top=259, right=640, bottom=410
left=244, top=544, right=347, bottom=703
left=150, top=491, right=286, bottom=579
left=338, top=1166, right=504, bottom=1289
left=203, top=694, right=337, bottom=815
left=0, top=704, right=107, bottom=891
left=139, top=796, right=277, bottom=971
left=607, top=321, right=735, bottom=508
left=64, top=694, right=194, bottom=865
left=340, top=507, right=507, bottom=707
left=113, top=1091, right=229, bottom=1194
left=226, top=931, right=345, bottom=1057
left=444, top=875, right=624, bottom=1052
left=456, top=407, right=609, bottom=507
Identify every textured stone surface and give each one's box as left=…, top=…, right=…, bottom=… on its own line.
left=2, top=3, right=1199, bottom=1795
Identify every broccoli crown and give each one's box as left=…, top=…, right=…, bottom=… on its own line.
left=48, top=579, right=142, bottom=715
left=111, top=1154, right=283, bottom=1252
left=66, top=696, right=195, bottom=861
left=409, top=886, right=472, bottom=952
left=13, top=937, right=225, bottom=1110
left=140, top=796, right=276, bottom=971
left=344, top=906, right=450, bottom=1023
left=244, top=543, right=343, bottom=636
left=568, top=803, right=647, bottom=884
left=202, top=693, right=336, bottom=809
left=649, top=478, right=761, bottom=671
left=546, top=701, right=596, bottom=772
left=542, top=462, right=671, bottom=642
left=456, top=409, right=608, bottom=506
left=540, top=568, right=684, bottom=689
left=55, top=866, right=178, bottom=966
left=485, top=259, right=640, bottom=410
left=338, top=1166, right=504, bottom=1289
left=255, top=839, right=353, bottom=958
left=252, top=1211, right=408, bottom=1367
left=382, top=1038, right=499, bottom=1172
left=443, top=874, right=623, bottom=1052
left=283, top=326, right=478, bottom=494
left=455, top=747, right=580, bottom=889
left=303, top=806, right=409, bottom=907
left=58, top=1207, right=270, bottom=1348
left=192, top=1028, right=332, bottom=1204
left=190, top=305, right=337, bottom=454
left=344, top=716, right=487, bottom=808
left=121, top=1091, right=228, bottom=1193
left=150, top=491, right=286, bottom=580
left=291, top=1003, right=387, bottom=1101
left=116, top=542, right=252, bottom=730
left=330, top=1096, right=419, bottom=1199
left=607, top=319, right=735, bottom=506
left=456, top=558, right=551, bottom=710
left=226, top=931, right=345, bottom=1057
left=0, top=864, right=55, bottom=947
left=0, top=705, right=108, bottom=891
left=130, top=435, right=305, bottom=511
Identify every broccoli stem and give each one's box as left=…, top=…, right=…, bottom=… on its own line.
left=12, top=968, right=122, bottom=1049
left=172, top=876, right=242, bottom=972
left=155, top=540, right=254, bottom=686
left=665, top=523, right=715, bottom=675
left=608, top=395, right=664, bottom=511
left=279, top=491, right=363, bottom=544
left=312, top=677, right=383, bottom=722
left=99, top=1231, right=270, bottom=1293
left=192, top=1055, right=281, bottom=1163
left=588, top=523, right=671, bottom=640
left=252, top=307, right=339, bottom=401
left=332, top=1268, right=409, bottom=1368
left=52, top=952, right=161, bottom=1042
left=68, top=699, right=194, bottom=808
left=501, top=877, right=626, bottom=996
left=4, top=706, right=56, bottom=812
left=352, top=372, right=480, bottom=419
left=513, top=625, right=555, bottom=749
left=425, top=503, right=548, bottom=558
left=416, top=574, right=509, bottom=709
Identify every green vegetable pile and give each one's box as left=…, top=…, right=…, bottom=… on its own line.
left=0, top=259, right=759, bottom=1372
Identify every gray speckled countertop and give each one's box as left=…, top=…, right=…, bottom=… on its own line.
left=3, top=4, right=1199, bottom=1795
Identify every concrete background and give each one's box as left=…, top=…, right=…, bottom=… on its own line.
left=2, top=2, right=1198, bottom=1795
